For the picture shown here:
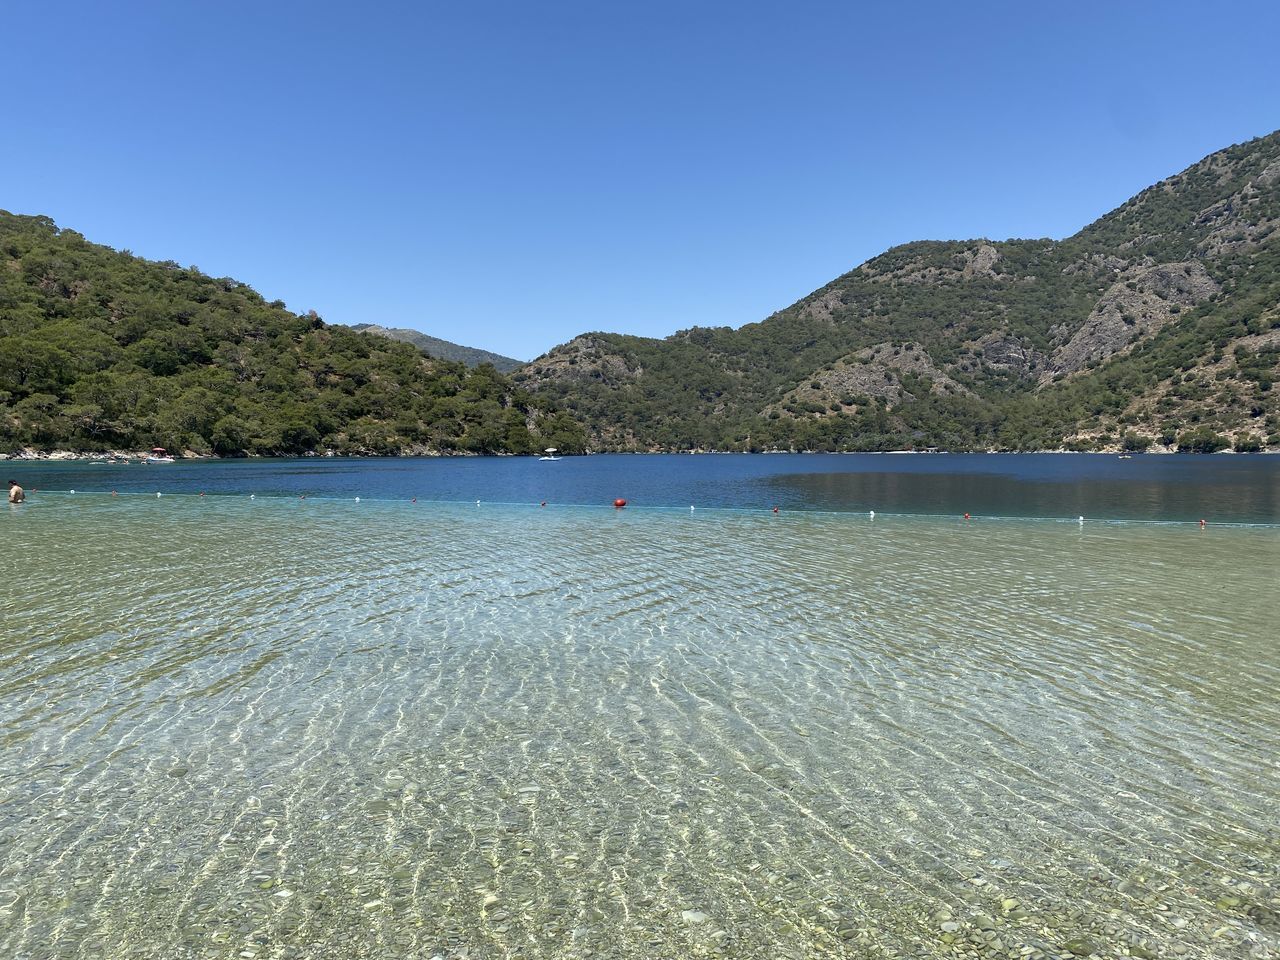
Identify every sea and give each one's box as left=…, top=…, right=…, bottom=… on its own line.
left=2, top=454, right=1277, bottom=959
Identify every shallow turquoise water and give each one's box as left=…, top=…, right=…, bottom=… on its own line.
left=1, top=496, right=1277, bottom=959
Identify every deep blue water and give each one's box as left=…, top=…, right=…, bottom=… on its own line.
left=8, top=453, right=1278, bottom=523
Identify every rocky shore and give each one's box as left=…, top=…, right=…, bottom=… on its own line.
left=0, top=446, right=490, bottom=461
left=3, top=445, right=1273, bottom=461
left=0, top=448, right=201, bottom=462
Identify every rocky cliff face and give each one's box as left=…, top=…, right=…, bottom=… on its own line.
left=526, top=335, right=646, bottom=386
left=1049, top=261, right=1219, bottom=376
left=770, top=342, right=971, bottom=418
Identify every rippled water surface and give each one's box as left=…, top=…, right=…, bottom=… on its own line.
left=9, top=452, right=1280, bottom=522
left=2, top=496, right=1278, bottom=959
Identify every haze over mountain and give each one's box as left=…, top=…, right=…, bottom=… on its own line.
left=518, top=131, right=1280, bottom=453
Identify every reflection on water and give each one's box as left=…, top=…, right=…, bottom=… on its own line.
left=1, top=497, right=1277, bottom=959
left=765, top=463, right=1280, bottom=522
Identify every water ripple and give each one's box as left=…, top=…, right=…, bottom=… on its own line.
left=0, top=498, right=1276, bottom=959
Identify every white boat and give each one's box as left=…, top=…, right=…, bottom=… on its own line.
left=146, top=447, right=176, bottom=464
left=538, top=447, right=562, bottom=462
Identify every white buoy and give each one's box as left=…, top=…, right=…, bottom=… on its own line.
left=355, top=497, right=360, bottom=503
left=250, top=494, right=255, bottom=499
left=1078, top=515, right=1084, bottom=523
left=869, top=510, right=875, bottom=519
left=70, top=489, right=75, bottom=494
left=156, top=492, right=162, bottom=498
left=690, top=505, right=695, bottom=511
left=476, top=499, right=480, bottom=506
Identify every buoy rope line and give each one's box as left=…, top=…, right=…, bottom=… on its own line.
left=15, top=489, right=1279, bottom=528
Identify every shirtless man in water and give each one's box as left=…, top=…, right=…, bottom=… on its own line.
left=7, top=480, right=24, bottom=503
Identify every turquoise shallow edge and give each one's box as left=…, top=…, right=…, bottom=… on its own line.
left=13, top=487, right=1280, bottom=529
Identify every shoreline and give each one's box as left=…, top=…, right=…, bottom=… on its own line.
left=11, top=486, right=1280, bottom=527
left=4, top=446, right=1277, bottom=462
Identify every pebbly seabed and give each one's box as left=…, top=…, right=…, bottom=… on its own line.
left=1, top=495, right=1277, bottom=959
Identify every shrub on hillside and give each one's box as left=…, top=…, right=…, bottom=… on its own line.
left=1176, top=427, right=1229, bottom=453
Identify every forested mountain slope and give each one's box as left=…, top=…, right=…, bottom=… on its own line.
left=5, top=131, right=1276, bottom=457
left=518, top=131, right=1280, bottom=452
left=0, top=212, right=585, bottom=455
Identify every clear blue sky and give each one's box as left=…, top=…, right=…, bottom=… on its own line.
left=3, top=1, right=1277, bottom=360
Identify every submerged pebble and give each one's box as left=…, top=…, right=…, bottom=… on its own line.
left=3, top=500, right=1277, bottom=959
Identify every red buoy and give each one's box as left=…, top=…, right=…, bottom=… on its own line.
left=964, top=513, right=971, bottom=520
left=614, top=498, right=627, bottom=508
left=772, top=506, right=779, bottom=514
left=1199, top=518, right=1206, bottom=527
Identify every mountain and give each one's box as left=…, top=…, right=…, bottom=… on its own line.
left=349, top=324, right=522, bottom=372
left=0, top=212, right=586, bottom=456
left=517, top=131, right=1280, bottom=453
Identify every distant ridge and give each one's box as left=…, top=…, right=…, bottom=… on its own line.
left=350, top=324, right=523, bottom=372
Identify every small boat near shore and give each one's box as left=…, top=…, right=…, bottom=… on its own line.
left=146, top=447, right=175, bottom=464
left=538, top=447, right=562, bottom=461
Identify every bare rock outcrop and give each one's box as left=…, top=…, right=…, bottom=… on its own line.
left=961, top=243, right=1002, bottom=279
left=523, top=335, right=643, bottom=387
left=799, top=289, right=847, bottom=323
left=1049, top=261, right=1218, bottom=377
left=770, top=342, right=970, bottom=416
left=1062, top=253, right=1130, bottom=277
left=861, top=243, right=1006, bottom=285
left=1193, top=159, right=1280, bottom=257
left=964, top=332, right=1047, bottom=377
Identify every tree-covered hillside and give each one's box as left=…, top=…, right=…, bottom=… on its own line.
left=0, top=213, right=585, bottom=455
left=6, top=131, right=1277, bottom=457
left=518, top=131, right=1280, bottom=452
